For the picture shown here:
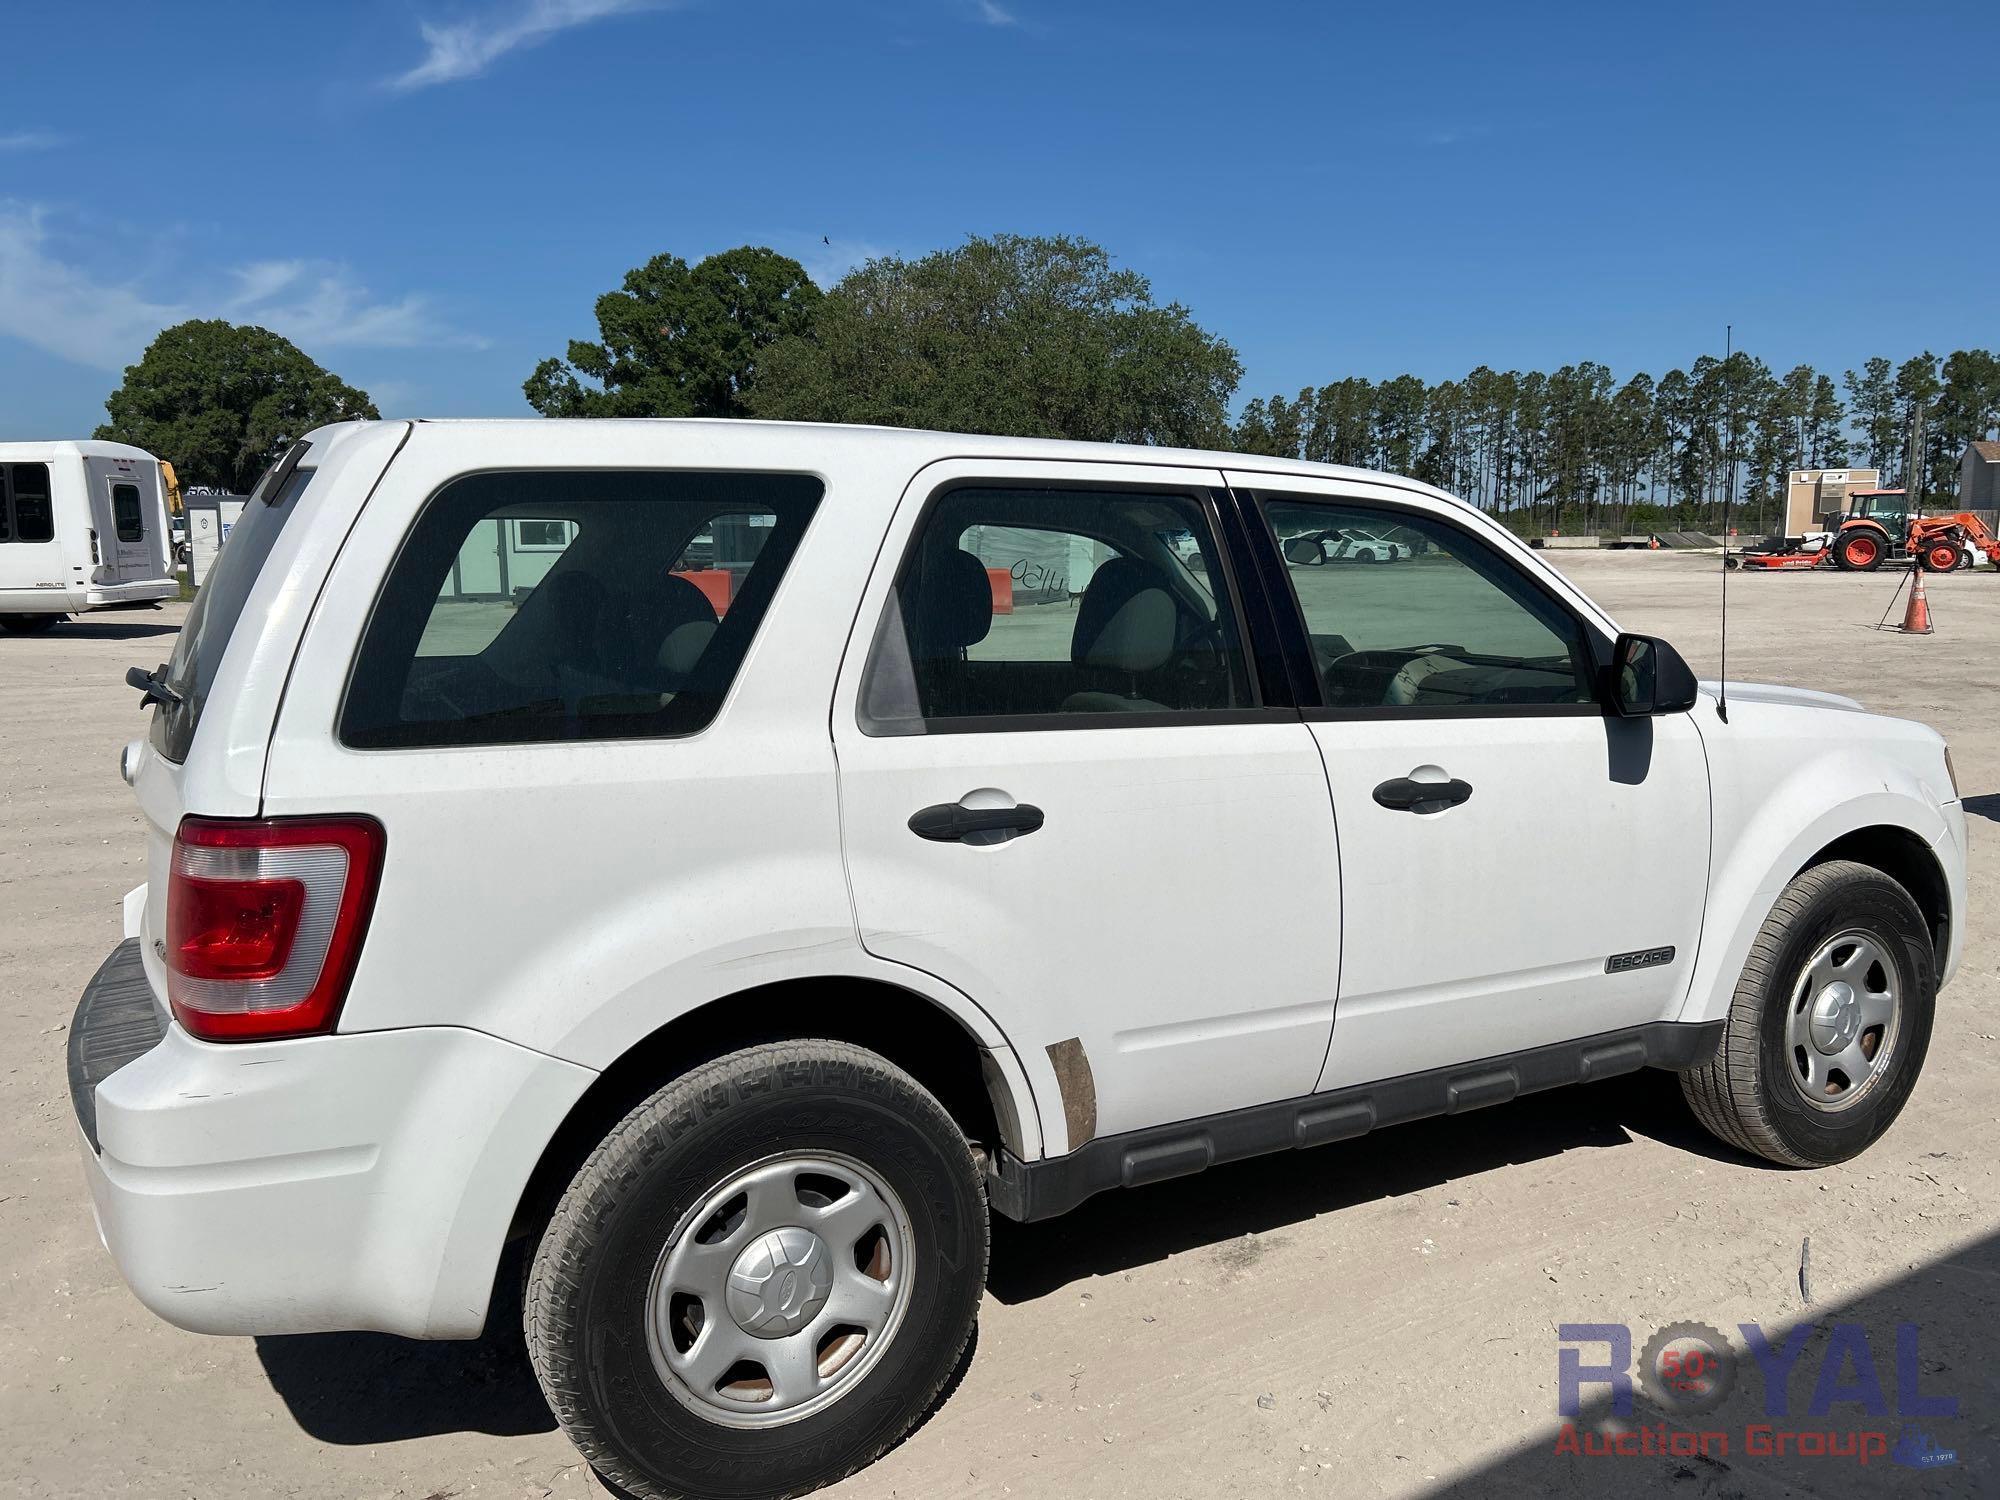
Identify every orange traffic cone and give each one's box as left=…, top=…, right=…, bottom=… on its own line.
left=1899, top=568, right=1934, bottom=635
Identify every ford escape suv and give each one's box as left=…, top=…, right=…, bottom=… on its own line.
left=72, top=419, right=1964, bottom=1499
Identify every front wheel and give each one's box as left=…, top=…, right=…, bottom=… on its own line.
left=1920, top=541, right=1961, bottom=573
left=1681, top=860, right=1935, bottom=1167
left=526, top=1040, right=988, bottom=1500
left=0, top=613, right=61, bottom=634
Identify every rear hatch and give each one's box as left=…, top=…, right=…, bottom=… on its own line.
left=125, top=423, right=410, bottom=1011
left=83, top=454, right=171, bottom=583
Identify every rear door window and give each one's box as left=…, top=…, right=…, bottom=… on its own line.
left=149, top=448, right=314, bottom=762
left=340, top=470, right=819, bottom=749
left=859, top=485, right=1253, bottom=730
left=112, top=483, right=145, bottom=541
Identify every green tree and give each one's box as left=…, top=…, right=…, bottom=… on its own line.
left=1305, top=377, right=1375, bottom=468
left=748, top=235, right=1240, bottom=447
left=1894, top=353, right=1943, bottom=496
left=1843, top=357, right=1898, bottom=473
left=1934, top=348, right=2000, bottom=498
left=525, top=246, right=821, bottom=419
left=1806, top=375, right=1848, bottom=466
left=96, top=320, right=377, bottom=492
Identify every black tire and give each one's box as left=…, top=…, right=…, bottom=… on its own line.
left=1680, top=860, right=1935, bottom=1167
left=526, top=1040, right=987, bottom=1500
left=0, top=613, right=61, bottom=634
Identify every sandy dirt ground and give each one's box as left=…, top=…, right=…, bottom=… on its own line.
left=3, top=550, right=1995, bottom=1498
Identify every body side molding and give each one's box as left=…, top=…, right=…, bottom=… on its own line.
left=985, top=1020, right=1723, bottom=1222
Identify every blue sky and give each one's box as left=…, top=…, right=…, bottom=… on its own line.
left=3, top=0, right=1995, bottom=438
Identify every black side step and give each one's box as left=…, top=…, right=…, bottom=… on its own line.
left=985, top=1020, right=1722, bottom=1223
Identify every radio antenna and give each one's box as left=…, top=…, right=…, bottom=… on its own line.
left=1717, top=324, right=1733, bottom=724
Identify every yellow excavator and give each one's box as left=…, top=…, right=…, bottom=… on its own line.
left=160, top=460, right=188, bottom=568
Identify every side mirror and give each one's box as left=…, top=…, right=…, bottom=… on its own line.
left=1607, top=632, right=1699, bottom=716
left=1283, top=537, right=1320, bottom=566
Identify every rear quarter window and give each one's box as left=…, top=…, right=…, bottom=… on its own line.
left=113, top=483, right=145, bottom=541
left=339, top=470, right=820, bottom=749
left=149, top=451, right=314, bottom=763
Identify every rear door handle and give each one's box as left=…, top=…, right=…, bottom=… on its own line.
left=908, top=802, right=1045, bottom=842
left=1372, top=775, right=1473, bottom=813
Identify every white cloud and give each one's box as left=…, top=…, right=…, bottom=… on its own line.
left=0, top=130, right=67, bottom=152
left=223, top=260, right=488, bottom=351
left=975, top=0, right=1018, bottom=23
left=0, top=202, right=483, bottom=371
left=0, top=206, right=185, bottom=370
left=389, top=0, right=659, bottom=90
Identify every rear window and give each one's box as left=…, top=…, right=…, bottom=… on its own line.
left=339, top=470, right=820, bottom=750
left=149, top=451, right=314, bottom=763
left=113, top=483, right=145, bottom=542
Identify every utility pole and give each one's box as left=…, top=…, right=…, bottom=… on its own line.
left=1904, top=400, right=1927, bottom=512
left=1723, top=326, right=1736, bottom=538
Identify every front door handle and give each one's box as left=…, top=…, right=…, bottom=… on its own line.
left=908, top=801, right=1045, bottom=842
left=1372, top=775, right=1473, bottom=814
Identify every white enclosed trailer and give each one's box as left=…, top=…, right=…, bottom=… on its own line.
left=0, top=441, right=177, bottom=632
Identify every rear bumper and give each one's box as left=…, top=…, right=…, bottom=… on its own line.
left=72, top=942, right=595, bottom=1339
left=83, top=579, right=176, bottom=606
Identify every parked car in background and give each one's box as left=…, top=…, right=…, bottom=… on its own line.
left=1284, top=524, right=1408, bottom=564
left=0, top=441, right=177, bottom=632
left=73, top=419, right=1963, bottom=1500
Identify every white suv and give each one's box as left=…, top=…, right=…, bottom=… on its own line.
left=73, top=420, right=1965, bottom=1499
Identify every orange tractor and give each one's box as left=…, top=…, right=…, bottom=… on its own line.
left=1907, top=511, right=2000, bottom=572
left=1826, top=489, right=1998, bottom=572
left=1734, top=489, right=2000, bottom=573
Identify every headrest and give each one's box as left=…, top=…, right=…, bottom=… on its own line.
left=658, top=573, right=719, bottom=632
left=912, top=548, right=992, bottom=656
left=1072, top=557, right=1178, bottom=673
left=656, top=619, right=717, bottom=678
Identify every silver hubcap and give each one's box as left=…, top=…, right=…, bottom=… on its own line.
left=645, top=1153, right=914, bottom=1428
left=1786, top=930, right=1900, bottom=1111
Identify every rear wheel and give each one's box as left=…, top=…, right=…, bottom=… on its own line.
left=1832, top=530, right=1885, bottom=571
left=0, top=613, right=61, bottom=634
left=526, top=1040, right=987, bottom=1500
left=1681, top=860, right=1935, bottom=1167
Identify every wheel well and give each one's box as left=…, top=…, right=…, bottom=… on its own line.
left=1802, top=826, right=1950, bottom=961
left=506, top=977, right=1011, bottom=1250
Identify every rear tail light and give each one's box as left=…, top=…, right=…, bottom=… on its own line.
left=166, top=816, right=385, bottom=1041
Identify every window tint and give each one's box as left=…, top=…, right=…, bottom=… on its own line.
left=861, top=486, right=1251, bottom=731
left=113, top=483, right=145, bottom=542
left=1262, top=497, right=1593, bottom=710
left=3, top=463, right=54, bottom=543
left=342, top=470, right=819, bottom=749
left=150, top=455, right=315, bottom=762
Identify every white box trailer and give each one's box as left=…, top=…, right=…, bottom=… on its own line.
left=182, top=491, right=247, bottom=588
left=0, top=441, right=177, bottom=632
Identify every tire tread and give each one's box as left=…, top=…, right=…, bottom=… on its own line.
left=1679, top=859, right=1925, bottom=1167
left=524, top=1038, right=986, bottom=1500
